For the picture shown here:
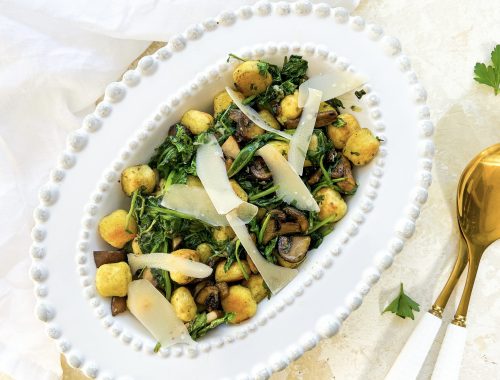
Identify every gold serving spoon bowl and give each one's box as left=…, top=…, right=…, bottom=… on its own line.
left=452, top=143, right=500, bottom=326
left=430, top=143, right=500, bottom=321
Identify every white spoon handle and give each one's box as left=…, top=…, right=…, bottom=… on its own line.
left=385, top=312, right=442, bottom=380
left=431, top=323, right=467, bottom=380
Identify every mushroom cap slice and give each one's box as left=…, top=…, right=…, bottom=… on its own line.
left=277, top=236, right=311, bottom=263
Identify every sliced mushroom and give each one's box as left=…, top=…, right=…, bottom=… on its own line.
left=307, top=168, right=322, bottom=185
left=277, top=236, right=311, bottom=263
left=111, top=296, right=127, bottom=316
left=250, top=157, right=272, bottom=180
left=283, top=207, right=308, bottom=232
left=229, top=109, right=253, bottom=142
left=331, top=155, right=357, bottom=193
left=325, top=148, right=337, bottom=164
left=195, top=285, right=220, bottom=312
left=284, top=109, right=338, bottom=129
left=93, top=250, right=127, bottom=268
left=193, top=280, right=213, bottom=299
left=261, top=208, right=309, bottom=244
left=215, top=282, right=229, bottom=299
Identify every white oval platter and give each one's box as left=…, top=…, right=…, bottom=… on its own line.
left=30, top=2, right=434, bottom=379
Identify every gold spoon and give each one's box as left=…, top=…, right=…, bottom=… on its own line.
left=386, top=143, right=500, bottom=380
left=432, top=143, right=500, bottom=379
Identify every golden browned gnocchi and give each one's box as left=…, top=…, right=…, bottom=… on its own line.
left=121, top=164, right=157, bottom=196
left=315, top=187, right=348, bottom=222
left=327, top=113, right=361, bottom=149
left=169, top=249, right=200, bottom=285
left=95, top=262, right=132, bottom=297
left=215, top=260, right=251, bottom=283
left=343, top=128, right=380, bottom=165
left=243, top=274, right=268, bottom=303
left=196, top=243, right=212, bottom=264
left=232, top=60, right=273, bottom=96
left=258, top=109, right=281, bottom=130
left=277, top=90, right=302, bottom=125
left=98, top=209, right=137, bottom=248
left=221, top=285, right=257, bottom=323
left=171, top=287, right=197, bottom=322
left=181, top=109, right=214, bottom=135
left=213, top=89, right=243, bottom=115
left=212, top=226, right=236, bottom=243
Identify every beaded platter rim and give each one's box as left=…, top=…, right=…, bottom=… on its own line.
left=30, top=2, right=434, bottom=379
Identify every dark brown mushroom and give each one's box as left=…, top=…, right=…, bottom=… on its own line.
left=277, top=236, right=311, bottom=263
left=193, top=280, right=213, bottom=298
left=283, top=207, right=308, bottom=232
left=307, top=168, right=322, bottom=185
left=229, top=109, right=253, bottom=142
left=195, top=285, right=220, bottom=311
left=284, top=109, right=338, bottom=129
left=261, top=208, right=309, bottom=244
left=93, top=250, right=126, bottom=268
left=111, top=296, right=127, bottom=316
left=331, top=155, right=357, bottom=193
left=250, top=157, right=272, bottom=180
left=215, top=282, right=229, bottom=299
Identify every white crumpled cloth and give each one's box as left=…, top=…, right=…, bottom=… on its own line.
left=0, top=0, right=360, bottom=379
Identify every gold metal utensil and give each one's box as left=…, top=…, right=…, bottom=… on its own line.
left=431, top=143, right=500, bottom=379
left=452, top=143, right=500, bottom=325
left=386, top=143, right=500, bottom=380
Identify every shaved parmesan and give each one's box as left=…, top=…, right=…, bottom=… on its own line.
left=196, top=134, right=258, bottom=219
left=161, top=184, right=228, bottom=226
left=226, top=210, right=297, bottom=294
left=226, top=87, right=291, bottom=140
left=288, top=88, right=323, bottom=175
left=127, top=280, right=194, bottom=347
left=128, top=253, right=213, bottom=279
left=257, top=144, right=319, bottom=212
left=298, top=72, right=367, bottom=107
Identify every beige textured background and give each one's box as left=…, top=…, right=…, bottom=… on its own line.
left=3, top=0, right=500, bottom=379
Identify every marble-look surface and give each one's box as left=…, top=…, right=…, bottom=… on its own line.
left=3, top=0, right=499, bottom=379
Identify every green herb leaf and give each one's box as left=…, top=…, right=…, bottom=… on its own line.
left=227, top=53, right=246, bottom=63
left=474, top=44, right=500, bottom=95
left=262, top=236, right=278, bottom=263
left=257, top=61, right=270, bottom=77
left=187, top=312, right=235, bottom=340
left=383, top=283, right=420, bottom=320
left=281, top=55, right=308, bottom=83
left=332, top=118, right=346, bottom=128
left=354, top=89, right=366, bottom=99
left=154, top=341, right=161, bottom=353
left=227, top=133, right=274, bottom=177
left=326, top=98, right=345, bottom=111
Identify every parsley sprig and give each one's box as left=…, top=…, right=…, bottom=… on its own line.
left=474, top=44, right=500, bottom=95
left=383, top=283, right=420, bottom=320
